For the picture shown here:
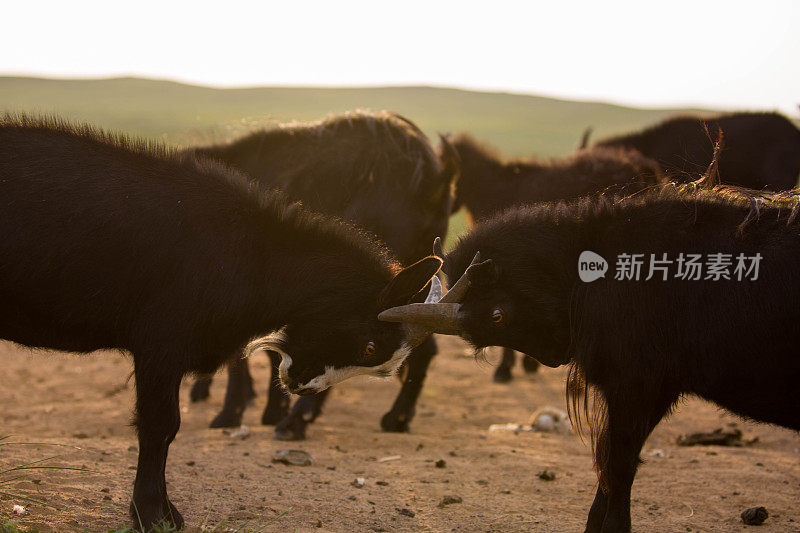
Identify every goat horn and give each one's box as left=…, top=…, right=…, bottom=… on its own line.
left=379, top=251, right=481, bottom=341
left=399, top=276, right=446, bottom=347
left=440, top=251, right=480, bottom=303
left=425, top=275, right=443, bottom=303
left=379, top=303, right=462, bottom=336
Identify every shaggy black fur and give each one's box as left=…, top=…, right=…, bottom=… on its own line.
left=445, top=178, right=800, bottom=532
left=0, top=116, right=439, bottom=530
left=451, top=133, right=663, bottom=222
left=188, top=110, right=459, bottom=437
left=451, top=134, right=663, bottom=381
left=595, top=112, right=800, bottom=191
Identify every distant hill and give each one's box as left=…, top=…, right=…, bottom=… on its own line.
left=0, top=76, right=749, bottom=246
left=0, top=76, right=718, bottom=158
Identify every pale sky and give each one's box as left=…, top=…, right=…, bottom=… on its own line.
left=3, top=0, right=799, bottom=115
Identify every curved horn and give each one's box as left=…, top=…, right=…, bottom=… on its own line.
left=379, top=303, right=462, bottom=336
left=378, top=251, right=482, bottom=342
left=425, top=275, right=443, bottom=303
left=440, top=251, right=480, bottom=303
left=401, top=275, right=447, bottom=347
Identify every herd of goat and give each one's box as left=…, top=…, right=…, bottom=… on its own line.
left=1, top=109, right=799, bottom=532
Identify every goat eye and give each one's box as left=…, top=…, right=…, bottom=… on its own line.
left=364, top=341, right=376, bottom=356
left=491, top=309, right=504, bottom=323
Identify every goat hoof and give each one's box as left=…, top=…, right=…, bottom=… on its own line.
left=274, top=416, right=307, bottom=441
left=189, top=380, right=211, bottom=402
left=380, top=411, right=411, bottom=433
left=493, top=367, right=512, bottom=383
left=261, top=406, right=289, bottom=426
left=522, top=357, right=540, bottom=374
left=130, top=497, right=183, bottom=532
left=209, top=409, right=243, bottom=428
left=273, top=426, right=306, bottom=441
left=164, top=500, right=184, bottom=531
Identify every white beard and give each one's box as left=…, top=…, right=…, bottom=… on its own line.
left=244, top=328, right=414, bottom=393
left=295, top=343, right=412, bottom=393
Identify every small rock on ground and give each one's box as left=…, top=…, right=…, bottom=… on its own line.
left=537, top=469, right=556, bottom=481
left=272, top=449, right=313, bottom=466
left=438, top=495, right=463, bottom=508
left=741, top=506, right=769, bottom=526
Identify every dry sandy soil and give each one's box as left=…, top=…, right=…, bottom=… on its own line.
left=0, top=337, right=798, bottom=532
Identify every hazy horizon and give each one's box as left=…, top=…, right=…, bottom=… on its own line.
left=4, top=73, right=795, bottom=119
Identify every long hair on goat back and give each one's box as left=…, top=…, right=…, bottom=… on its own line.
left=561, top=129, right=800, bottom=489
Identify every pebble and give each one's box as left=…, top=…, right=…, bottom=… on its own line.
left=435, top=459, right=447, bottom=468
left=537, top=469, right=556, bottom=481
left=272, top=449, right=313, bottom=466
left=439, top=495, right=463, bottom=507
left=227, top=425, right=251, bottom=440
left=528, top=406, right=571, bottom=432
left=741, top=506, right=769, bottom=526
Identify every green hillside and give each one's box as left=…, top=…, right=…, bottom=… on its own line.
left=0, top=76, right=726, bottom=246
left=0, top=76, right=714, bottom=158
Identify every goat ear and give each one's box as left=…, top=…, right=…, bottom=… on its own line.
left=378, top=256, right=443, bottom=310
left=466, top=259, right=499, bottom=287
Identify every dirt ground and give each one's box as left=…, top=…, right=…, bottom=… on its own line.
left=0, top=338, right=798, bottom=532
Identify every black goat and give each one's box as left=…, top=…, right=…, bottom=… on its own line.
left=451, top=133, right=663, bottom=381
left=451, top=133, right=663, bottom=222
left=188, top=110, right=459, bottom=439
left=0, top=116, right=442, bottom=530
left=595, top=112, right=800, bottom=190
left=381, top=174, right=800, bottom=532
